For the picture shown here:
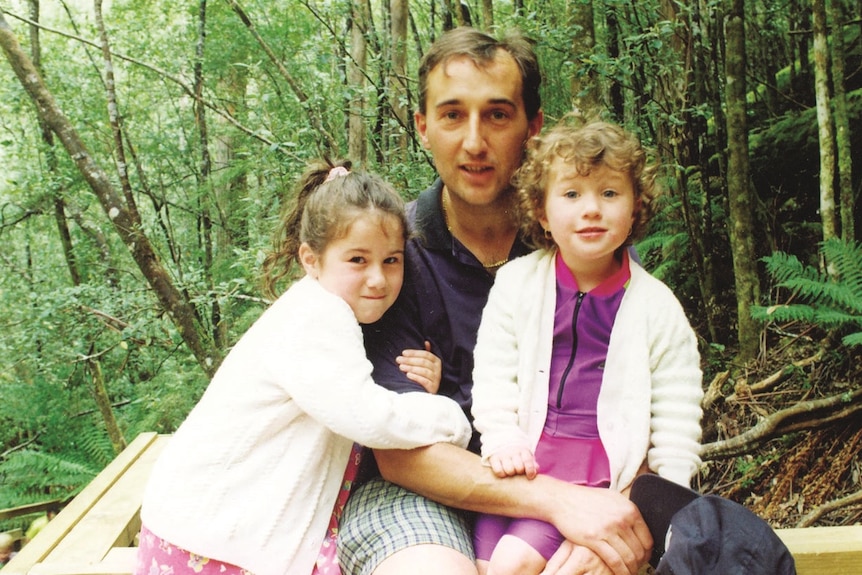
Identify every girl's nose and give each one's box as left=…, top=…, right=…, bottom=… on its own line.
left=366, top=265, right=386, bottom=288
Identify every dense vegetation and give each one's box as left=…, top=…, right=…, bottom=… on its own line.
left=1, top=0, right=860, bottom=533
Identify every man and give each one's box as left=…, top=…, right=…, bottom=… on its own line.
left=338, top=27, right=651, bottom=575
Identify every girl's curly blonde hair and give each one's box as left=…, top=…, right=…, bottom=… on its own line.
left=515, top=119, right=659, bottom=251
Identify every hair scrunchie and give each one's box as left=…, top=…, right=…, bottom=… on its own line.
left=324, top=166, right=350, bottom=182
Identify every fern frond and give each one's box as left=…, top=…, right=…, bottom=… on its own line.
left=762, top=251, right=818, bottom=285
left=0, top=450, right=97, bottom=500
left=752, top=303, right=816, bottom=323
left=842, top=332, right=862, bottom=347
left=756, top=239, right=862, bottom=348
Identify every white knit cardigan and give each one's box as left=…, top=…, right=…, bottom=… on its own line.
left=141, top=276, right=472, bottom=575
left=472, top=250, right=703, bottom=491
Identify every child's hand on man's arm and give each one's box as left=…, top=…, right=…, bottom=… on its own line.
left=488, top=444, right=539, bottom=479
left=396, top=341, right=441, bottom=394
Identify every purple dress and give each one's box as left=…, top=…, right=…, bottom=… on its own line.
left=473, top=251, right=631, bottom=561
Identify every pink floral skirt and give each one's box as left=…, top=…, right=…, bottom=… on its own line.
left=135, top=524, right=253, bottom=575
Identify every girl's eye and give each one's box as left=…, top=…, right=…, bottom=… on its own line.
left=349, top=256, right=366, bottom=264
left=603, top=189, right=619, bottom=198
left=384, top=256, right=402, bottom=265
left=564, top=190, right=579, bottom=198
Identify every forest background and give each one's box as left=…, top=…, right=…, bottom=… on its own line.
left=0, top=0, right=861, bottom=534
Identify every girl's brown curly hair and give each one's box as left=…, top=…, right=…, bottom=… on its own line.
left=515, top=119, right=659, bottom=251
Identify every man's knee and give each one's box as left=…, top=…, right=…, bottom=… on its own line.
left=373, top=544, right=477, bottom=575
left=337, top=479, right=475, bottom=575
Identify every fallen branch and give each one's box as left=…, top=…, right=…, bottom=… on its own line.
left=701, top=386, right=862, bottom=459
left=702, top=370, right=730, bottom=410
left=727, top=351, right=823, bottom=403
left=796, top=488, right=862, bottom=527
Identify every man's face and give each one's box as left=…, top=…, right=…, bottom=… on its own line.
left=415, top=51, right=543, bottom=208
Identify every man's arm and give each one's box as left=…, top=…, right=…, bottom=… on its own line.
left=374, top=444, right=652, bottom=575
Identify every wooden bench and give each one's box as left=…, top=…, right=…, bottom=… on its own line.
left=777, top=525, right=862, bottom=574
left=1, top=432, right=168, bottom=575
left=2, top=430, right=859, bottom=574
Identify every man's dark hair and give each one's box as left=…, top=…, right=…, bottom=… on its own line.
left=417, top=27, right=542, bottom=121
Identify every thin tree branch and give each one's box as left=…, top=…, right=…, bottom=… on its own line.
left=796, top=488, right=862, bottom=527
left=1, top=8, right=296, bottom=155
left=224, top=0, right=338, bottom=155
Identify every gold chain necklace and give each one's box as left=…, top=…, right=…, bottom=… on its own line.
left=441, top=192, right=509, bottom=271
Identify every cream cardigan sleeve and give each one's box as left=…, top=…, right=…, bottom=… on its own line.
left=472, top=253, right=548, bottom=462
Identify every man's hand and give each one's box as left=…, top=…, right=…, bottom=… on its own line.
left=541, top=541, right=616, bottom=575
left=548, top=485, right=652, bottom=575
left=487, top=445, right=539, bottom=479
left=396, top=341, right=441, bottom=393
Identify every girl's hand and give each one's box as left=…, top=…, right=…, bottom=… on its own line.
left=488, top=445, right=539, bottom=479
left=396, top=341, right=441, bottom=394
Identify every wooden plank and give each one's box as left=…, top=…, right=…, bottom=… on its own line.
left=0, top=432, right=160, bottom=575
left=777, top=525, right=862, bottom=575
left=27, top=548, right=137, bottom=575
left=34, top=434, right=168, bottom=567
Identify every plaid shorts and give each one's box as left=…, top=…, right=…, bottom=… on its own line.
left=337, top=478, right=475, bottom=575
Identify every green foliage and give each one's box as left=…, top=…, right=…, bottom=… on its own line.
left=753, top=239, right=862, bottom=347
left=0, top=0, right=858, bottom=518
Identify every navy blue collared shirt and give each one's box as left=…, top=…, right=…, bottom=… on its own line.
left=362, top=179, right=532, bottom=454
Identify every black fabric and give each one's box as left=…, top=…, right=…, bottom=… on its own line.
left=630, top=475, right=796, bottom=574
left=630, top=474, right=700, bottom=567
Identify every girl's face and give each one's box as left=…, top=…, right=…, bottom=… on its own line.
left=540, top=157, right=637, bottom=275
left=300, top=212, right=405, bottom=324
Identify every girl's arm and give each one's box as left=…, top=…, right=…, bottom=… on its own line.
left=273, top=284, right=472, bottom=450
left=471, top=270, right=533, bottom=462
left=646, top=289, right=704, bottom=486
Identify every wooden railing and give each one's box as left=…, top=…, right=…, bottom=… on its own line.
left=1, top=431, right=860, bottom=575
left=1, top=432, right=168, bottom=575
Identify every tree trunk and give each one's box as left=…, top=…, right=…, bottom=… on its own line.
left=87, top=353, right=127, bottom=455
left=27, top=0, right=82, bottom=286
left=348, top=1, right=369, bottom=164
left=724, top=0, right=761, bottom=361
left=605, top=5, right=624, bottom=120
left=568, top=0, right=598, bottom=115
left=193, top=0, right=224, bottom=349
left=0, top=13, right=221, bottom=378
left=828, top=0, right=854, bottom=241
left=390, top=0, right=408, bottom=158
left=812, top=0, right=838, bottom=242
left=481, top=0, right=493, bottom=30
left=94, top=0, right=142, bottom=226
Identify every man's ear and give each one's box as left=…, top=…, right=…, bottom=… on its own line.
left=298, top=243, right=319, bottom=278
left=415, top=111, right=430, bottom=149
left=528, top=109, right=544, bottom=139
